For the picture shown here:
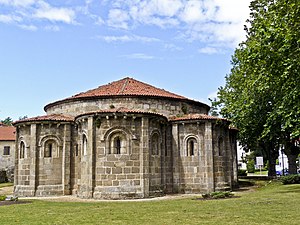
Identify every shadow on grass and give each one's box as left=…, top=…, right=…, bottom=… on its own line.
left=276, top=184, right=300, bottom=194
left=0, top=200, right=32, bottom=207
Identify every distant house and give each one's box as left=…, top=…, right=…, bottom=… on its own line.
left=0, top=123, right=16, bottom=171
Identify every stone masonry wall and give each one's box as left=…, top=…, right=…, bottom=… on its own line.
left=45, top=97, right=208, bottom=118
left=15, top=122, right=72, bottom=197
left=74, top=113, right=167, bottom=199
left=173, top=122, right=209, bottom=193
left=0, top=140, right=15, bottom=171
left=212, top=125, right=233, bottom=191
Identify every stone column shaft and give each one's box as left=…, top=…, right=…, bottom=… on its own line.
left=204, top=122, right=214, bottom=192
left=140, top=117, right=149, bottom=197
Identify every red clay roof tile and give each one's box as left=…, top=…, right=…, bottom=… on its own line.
left=45, top=77, right=201, bottom=111
left=0, top=126, right=16, bottom=141
left=14, top=114, right=74, bottom=125
left=169, top=114, right=229, bottom=122
left=70, top=77, right=187, bottom=100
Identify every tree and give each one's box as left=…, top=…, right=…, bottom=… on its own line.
left=1, top=117, right=13, bottom=126
left=18, top=115, right=28, bottom=121
left=215, top=0, right=300, bottom=175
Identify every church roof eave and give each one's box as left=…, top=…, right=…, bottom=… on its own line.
left=13, top=114, right=75, bottom=126
left=169, top=114, right=231, bottom=124
left=75, top=107, right=167, bottom=120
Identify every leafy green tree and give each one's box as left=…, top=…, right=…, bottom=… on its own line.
left=18, top=115, right=28, bottom=121
left=215, top=0, right=299, bottom=175
left=1, top=117, right=13, bottom=126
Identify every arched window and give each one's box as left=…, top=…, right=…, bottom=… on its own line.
left=186, top=138, right=197, bottom=156
left=151, top=133, right=160, bottom=155
left=106, top=128, right=129, bottom=155
left=20, top=141, right=25, bottom=159
left=109, top=133, right=127, bottom=154
left=82, top=134, right=87, bottom=156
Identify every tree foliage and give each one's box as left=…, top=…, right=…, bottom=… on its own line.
left=215, top=0, right=300, bottom=174
left=1, top=117, right=13, bottom=126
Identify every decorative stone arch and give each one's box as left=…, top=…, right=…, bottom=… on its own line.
left=183, top=134, right=200, bottom=157
left=38, top=135, right=62, bottom=158
left=150, top=130, right=162, bottom=156
left=18, top=136, right=28, bottom=159
left=103, top=126, right=133, bottom=155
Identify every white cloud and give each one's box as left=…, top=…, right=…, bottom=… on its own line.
left=198, top=47, right=219, bottom=55
left=0, top=14, right=22, bottom=23
left=0, top=0, right=36, bottom=7
left=0, top=0, right=251, bottom=48
left=180, top=0, right=205, bottom=23
left=0, top=0, right=77, bottom=28
left=121, top=53, right=154, bottom=60
left=34, top=2, right=76, bottom=24
left=44, top=25, right=60, bottom=32
left=103, top=0, right=251, bottom=48
left=96, top=34, right=159, bottom=43
left=107, top=9, right=130, bottom=29
left=164, top=43, right=183, bottom=51
left=18, top=24, right=37, bottom=31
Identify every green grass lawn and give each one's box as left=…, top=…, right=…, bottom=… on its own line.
left=0, top=182, right=13, bottom=188
left=0, top=181, right=299, bottom=225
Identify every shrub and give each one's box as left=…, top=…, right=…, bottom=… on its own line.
left=280, top=174, right=300, bottom=185
left=247, top=159, right=255, bottom=173
left=0, top=195, right=6, bottom=201
left=0, top=170, right=7, bottom=183
left=238, top=169, right=247, bottom=176
left=202, top=191, right=234, bottom=199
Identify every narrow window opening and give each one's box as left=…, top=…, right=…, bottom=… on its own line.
left=187, top=138, right=196, bottom=156
left=75, top=144, right=79, bottom=156
left=115, top=137, right=121, bottom=154
left=189, top=140, right=194, bottom=156
left=20, top=141, right=25, bottom=159
left=83, top=135, right=87, bottom=155
left=151, top=133, right=159, bottom=155
left=3, top=146, right=10, bottom=155
left=45, top=142, right=53, bottom=157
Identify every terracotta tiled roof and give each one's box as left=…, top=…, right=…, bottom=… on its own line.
left=70, top=77, right=187, bottom=100
left=76, top=107, right=166, bottom=119
left=0, top=126, right=16, bottom=141
left=14, top=114, right=74, bottom=125
left=169, top=114, right=230, bottom=122
left=45, top=77, right=208, bottom=111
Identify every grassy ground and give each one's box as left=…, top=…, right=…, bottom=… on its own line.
left=0, top=182, right=13, bottom=188
left=0, top=181, right=299, bottom=225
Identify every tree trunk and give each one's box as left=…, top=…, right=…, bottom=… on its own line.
left=284, top=140, right=299, bottom=175
left=264, top=142, right=278, bottom=177
left=268, top=155, right=277, bottom=177
left=287, top=154, right=298, bottom=174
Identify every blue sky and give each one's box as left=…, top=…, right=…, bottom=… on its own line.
left=0, top=0, right=251, bottom=121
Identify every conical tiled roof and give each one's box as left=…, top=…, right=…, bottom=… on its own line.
left=70, top=77, right=186, bottom=100
left=45, top=77, right=205, bottom=110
